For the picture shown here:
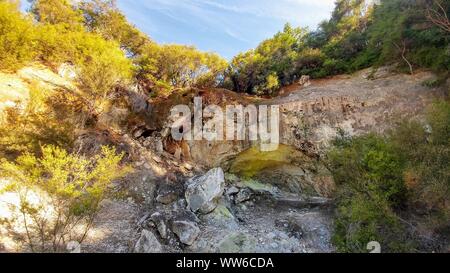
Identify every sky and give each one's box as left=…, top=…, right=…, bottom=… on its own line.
left=21, top=0, right=337, bottom=59
left=116, top=0, right=336, bottom=59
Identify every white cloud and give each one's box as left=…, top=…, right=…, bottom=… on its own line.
left=118, top=0, right=336, bottom=57
left=199, top=0, right=335, bottom=25
left=128, top=0, right=335, bottom=28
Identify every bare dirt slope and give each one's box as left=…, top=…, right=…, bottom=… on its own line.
left=272, top=67, right=447, bottom=150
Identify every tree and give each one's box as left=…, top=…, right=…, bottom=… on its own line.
left=32, top=25, right=133, bottom=118
left=264, top=72, right=279, bottom=95
left=79, top=0, right=150, bottom=56
left=226, top=24, right=307, bottom=95
left=30, top=0, right=84, bottom=30
left=393, top=40, right=414, bottom=74
left=426, top=0, right=450, bottom=33
left=0, top=84, right=77, bottom=159
left=0, top=145, right=132, bottom=252
left=328, top=134, right=410, bottom=252
left=136, top=44, right=227, bottom=95
left=227, top=50, right=265, bottom=93
left=0, top=1, right=36, bottom=70
left=366, top=0, right=449, bottom=73
left=72, top=32, right=133, bottom=117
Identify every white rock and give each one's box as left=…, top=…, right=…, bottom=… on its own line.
left=185, top=168, right=225, bottom=214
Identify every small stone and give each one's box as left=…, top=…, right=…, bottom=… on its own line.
left=134, top=229, right=163, bottom=253
left=156, top=190, right=178, bottom=205
left=152, top=156, right=162, bottom=163
left=151, top=212, right=169, bottom=239
left=161, top=127, right=170, bottom=138
left=137, top=213, right=151, bottom=228
left=218, top=233, right=257, bottom=253
left=134, top=161, right=144, bottom=167
left=155, top=138, right=164, bottom=155
left=183, top=163, right=193, bottom=170
left=172, top=220, right=200, bottom=246
left=226, top=186, right=240, bottom=196
left=133, top=129, right=144, bottom=139
left=235, top=188, right=252, bottom=203
left=157, top=183, right=179, bottom=204
left=143, top=139, right=151, bottom=147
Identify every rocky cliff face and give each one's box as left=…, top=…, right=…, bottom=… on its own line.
left=275, top=68, right=445, bottom=152
left=142, top=67, right=446, bottom=198
left=0, top=64, right=76, bottom=118
left=103, top=67, right=447, bottom=254
left=1, top=65, right=447, bottom=253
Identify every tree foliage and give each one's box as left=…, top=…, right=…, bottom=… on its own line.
left=225, top=24, right=308, bottom=94
left=328, top=101, right=450, bottom=253
left=0, top=1, right=37, bottom=71
left=30, top=0, right=84, bottom=30
left=225, top=0, right=450, bottom=96
left=79, top=0, right=149, bottom=55
left=78, top=0, right=228, bottom=95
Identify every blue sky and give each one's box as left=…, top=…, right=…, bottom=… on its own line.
left=21, top=0, right=336, bottom=59
left=116, top=0, right=336, bottom=59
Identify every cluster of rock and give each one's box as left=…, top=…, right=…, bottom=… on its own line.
left=132, top=167, right=262, bottom=252
left=133, top=166, right=333, bottom=253
left=134, top=168, right=228, bottom=252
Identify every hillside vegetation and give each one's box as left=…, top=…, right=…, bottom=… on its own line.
left=329, top=101, right=450, bottom=252
left=225, top=0, right=450, bottom=95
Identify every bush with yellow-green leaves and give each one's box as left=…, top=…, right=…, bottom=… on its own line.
left=0, top=1, right=133, bottom=107
left=0, top=145, right=132, bottom=252
left=0, top=1, right=37, bottom=71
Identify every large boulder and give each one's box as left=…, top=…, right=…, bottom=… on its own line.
left=185, top=168, right=225, bottom=214
left=172, top=220, right=201, bottom=246
left=134, top=229, right=163, bottom=253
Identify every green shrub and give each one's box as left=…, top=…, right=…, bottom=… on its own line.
left=428, top=100, right=450, bottom=145
left=333, top=193, right=413, bottom=253
left=328, top=134, right=411, bottom=252
left=33, top=24, right=133, bottom=114
left=0, top=1, right=37, bottom=71
left=73, top=32, right=133, bottom=101
left=329, top=100, right=450, bottom=253
left=0, top=145, right=132, bottom=252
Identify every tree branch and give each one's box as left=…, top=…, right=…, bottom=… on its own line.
left=393, top=41, right=414, bottom=75
left=426, top=0, right=450, bottom=33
